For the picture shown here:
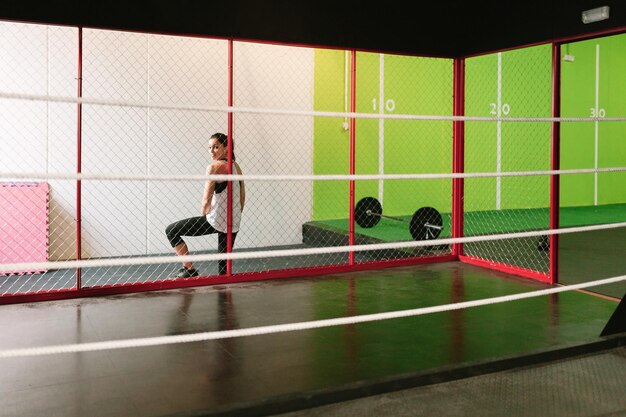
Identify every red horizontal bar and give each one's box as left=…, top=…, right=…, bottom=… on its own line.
left=0, top=254, right=457, bottom=305
left=459, top=255, right=551, bottom=283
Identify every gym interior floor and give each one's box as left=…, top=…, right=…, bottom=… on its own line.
left=0, top=252, right=624, bottom=417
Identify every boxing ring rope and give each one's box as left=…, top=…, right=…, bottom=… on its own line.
left=0, top=221, right=625, bottom=276
left=2, top=167, right=626, bottom=183
left=0, top=91, right=625, bottom=123
left=1, top=159, right=625, bottom=288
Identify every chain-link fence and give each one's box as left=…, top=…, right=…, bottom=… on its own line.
left=1, top=20, right=624, bottom=300
left=351, top=52, right=453, bottom=263
left=464, top=44, right=553, bottom=275
left=0, top=23, right=78, bottom=294
left=2, top=23, right=454, bottom=296
left=558, top=34, right=626, bottom=297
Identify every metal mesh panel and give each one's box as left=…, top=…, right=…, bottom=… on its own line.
left=558, top=35, right=626, bottom=290
left=0, top=22, right=78, bottom=295
left=306, top=48, right=352, bottom=269
left=464, top=45, right=552, bottom=273
left=233, top=42, right=347, bottom=273
left=79, top=29, right=228, bottom=286
left=9, top=20, right=614, bottom=300
left=560, top=35, right=626, bottom=215
left=0, top=23, right=460, bottom=296
left=353, top=52, right=453, bottom=263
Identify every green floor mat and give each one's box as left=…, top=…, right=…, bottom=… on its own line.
left=313, top=203, right=626, bottom=242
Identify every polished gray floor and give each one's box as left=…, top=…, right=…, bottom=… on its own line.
left=0, top=262, right=622, bottom=417
left=282, top=347, right=626, bottom=417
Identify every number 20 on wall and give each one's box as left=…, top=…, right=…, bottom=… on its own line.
left=489, top=103, right=510, bottom=115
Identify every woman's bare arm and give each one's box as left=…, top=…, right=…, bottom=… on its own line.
left=235, top=162, right=245, bottom=211
left=201, top=164, right=219, bottom=215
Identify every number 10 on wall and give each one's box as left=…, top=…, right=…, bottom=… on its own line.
left=372, top=98, right=396, bottom=112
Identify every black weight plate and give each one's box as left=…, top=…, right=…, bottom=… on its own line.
left=355, top=197, right=382, bottom=228
left=410, top=207, right=443, bottom=240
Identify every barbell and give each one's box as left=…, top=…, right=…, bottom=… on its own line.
left=354, top=197, right=443, bottom=241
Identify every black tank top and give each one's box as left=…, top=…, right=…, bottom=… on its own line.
left=214, top=159, right=228, bottom=194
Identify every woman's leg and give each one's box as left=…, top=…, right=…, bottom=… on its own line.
left=217, top=232, right=237, bottom=275
left=166, top=216, right=216, bottom=270
left=173, top=242, right=192, bottom=269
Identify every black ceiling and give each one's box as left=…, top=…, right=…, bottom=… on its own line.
left=2, top=0, right=625, bottom=57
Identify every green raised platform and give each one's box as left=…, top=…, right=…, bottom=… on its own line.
left=306, top=203, right=626, bottom=243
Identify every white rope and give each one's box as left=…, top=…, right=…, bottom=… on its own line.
left=0, top=273, right=623, bottom=358
left=1, top=166, right=626, bottom=183
left=1, top=91, right=625, bottom=123
left=0, top=221, right=624, bottom=274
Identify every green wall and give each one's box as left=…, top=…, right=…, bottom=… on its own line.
left=561, top=32, right=626, bottom=206
left=313, top=49, right=350, bottom=220
left=313, top=51, right=452, bottom=220
left=465, top=44, right=552, bottom=212
left=313, top=33, right=625, bottom=220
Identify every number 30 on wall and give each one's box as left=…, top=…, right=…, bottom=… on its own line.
left=590, top=108, right=606, bottom=118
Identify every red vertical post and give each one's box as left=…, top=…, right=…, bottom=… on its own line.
left=348, top=50, right=357, bottom=265
left=226, top=39, right=234, bottom=276
left=76, top=27, right=83, bottom=289
left=550, top=43, right=561, bottom=284
left=452, top=58, right=465, bottom=257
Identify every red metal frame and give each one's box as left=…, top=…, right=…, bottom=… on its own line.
left=549, top=43, right=561, bottom=285
left=75, top=27, right=83, bottom=290
left=226, top=39, right=234, bottom=276
left=452, top=58, right=465, bottom=258
left=0, top=254, right=456, bottom=305
left=459, top=255, right=551, bottom=283
left=348, top=49, right=356, bottom=265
